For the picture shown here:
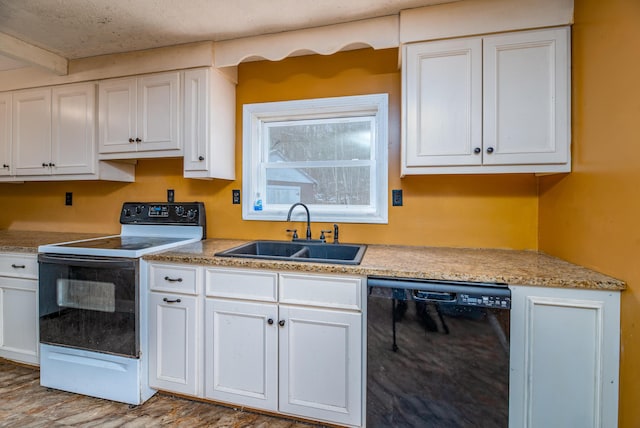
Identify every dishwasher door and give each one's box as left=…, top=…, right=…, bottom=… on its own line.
left=366, top=277, right=511, bottom=428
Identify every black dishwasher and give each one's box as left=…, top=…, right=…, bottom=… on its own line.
left=367, top=277, right=511, bottom=428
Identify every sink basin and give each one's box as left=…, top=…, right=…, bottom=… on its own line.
left=215, top=240, right=367, bottom=265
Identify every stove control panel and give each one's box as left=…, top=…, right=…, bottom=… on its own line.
left=120, top=202, right=206, bottom=228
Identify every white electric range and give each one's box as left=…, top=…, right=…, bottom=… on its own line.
left=37, top=202, right=206, bottom=405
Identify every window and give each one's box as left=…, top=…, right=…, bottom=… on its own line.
left=242, top=94, right=388, bottom=224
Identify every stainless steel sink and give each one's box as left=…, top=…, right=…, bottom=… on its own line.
left=215, top=240, right=367, bottom=265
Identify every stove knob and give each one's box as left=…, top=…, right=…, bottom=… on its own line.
left=135, top=206, right=143, bottom=215
left=187, top=209, right=197, bottom=220
left=123, top=208, right=131, bottom=217
left=175, top=206, right=185, bottom=216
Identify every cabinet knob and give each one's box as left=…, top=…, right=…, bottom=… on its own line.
left=162, top=297, right=181, bottom=304
left=129, top=138, right=135, bottom=143
left=135, top=138, right=142, bottom=143
left=486, top=147, right=494, bottom=154
left=473, top=147, right=481, bottom=154
left=278, top=320, right=285, bottom=327
left=267, top=318, right=274, bottom=325
left=198, top=156, right=204, bottom=161
left=164, top=276, right=183, bottom=283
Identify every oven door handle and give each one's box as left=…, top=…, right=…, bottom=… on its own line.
left=38, top=253, right=137, bottom=269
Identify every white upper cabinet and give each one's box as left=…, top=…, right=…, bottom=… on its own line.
left=183, top=68, right=236, bottom=180
left=99, top=71, right=181, bottom=159
left=402, top=26, right=571, bottom=175
left=52, top=83, right=96, bottom=175
left=0, top=93, right=11, bottom=176
left=12, top=88, right=52, bottom=176
left=483, top=27, right=570, bottom=166
left=12, top=84, right=98, bottom=177
left=404, top=38, right=482, bottom=168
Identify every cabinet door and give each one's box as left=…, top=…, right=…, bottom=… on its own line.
left=403, top=38, right=482, bottom=168
left=183, top=68, right=209, bottom=173
left=148, top=292, right=199, bottom=396
left=98, top=77, right=137, bottom=154
left=204, top=298, right=278, bottom=411
left=279, top=305, right=362, bottom=426
left=0, top=278, right=39, bottom=365
left=483, top=27, right=570, bottom=165
left=0, top=93, right=11, bottom=176
left=12, top=88, right=52, bottom=176
left=52, top=83, right=96, bottom=175
left=137, top=72, right=180, bottom=152
left=509, top=286, right=620, bottom=428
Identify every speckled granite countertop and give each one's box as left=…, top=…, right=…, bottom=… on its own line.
left=0, top=230, right=106, bottom=253
left=143, top=239, right=626, bottom=291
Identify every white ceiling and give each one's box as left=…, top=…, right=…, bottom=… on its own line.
left=0, top=0, right=456, bottom=72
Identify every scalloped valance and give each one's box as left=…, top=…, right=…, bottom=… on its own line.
left=214, top=16, right=399, bottom=67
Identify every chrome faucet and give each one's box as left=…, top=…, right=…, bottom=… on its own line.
left=286, top=203, right=312, bottom=240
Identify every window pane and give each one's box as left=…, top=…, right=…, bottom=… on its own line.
left=267, top=119, right=373, bottom=162
left=266, top=167, right=371, bottom=205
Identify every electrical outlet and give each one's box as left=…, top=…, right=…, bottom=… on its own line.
left=65, top=192, right=73, bottom=206
left=392, top=189, right=403, bottom=206
left=232, top=189, right=241, bottom=204
left=167, top=189, right=175, bottom=203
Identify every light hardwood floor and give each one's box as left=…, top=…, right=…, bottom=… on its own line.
left=0, top=359, right=321, bottom=427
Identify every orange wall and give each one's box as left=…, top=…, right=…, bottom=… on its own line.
left=539, top=0, right=640, bottom=426
left=0, top=48, right=538, bottom=249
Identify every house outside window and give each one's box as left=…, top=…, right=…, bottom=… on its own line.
left=242, top=94, right=388, bottom=224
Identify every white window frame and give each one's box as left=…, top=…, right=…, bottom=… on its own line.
left=242, top=94, right=388, bottom=224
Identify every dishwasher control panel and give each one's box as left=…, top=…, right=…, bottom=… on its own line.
left=459, top=293, right=511, bottom=309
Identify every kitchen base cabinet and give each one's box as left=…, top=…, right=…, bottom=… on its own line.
left=204, top=298, right=278, bottom=410
left=148, top=293, right=200, bottom=396
left=509, top=286, right=620, bottom=428
left=203, top=268, right=364, bottom=427
left=279, top=305, right=362, bottom=427
left=0, top=253, right=38, bottom=365
left=148, top=263, right=203, bottom=397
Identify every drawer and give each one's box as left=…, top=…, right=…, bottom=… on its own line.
left=279, top=273, right=363, bottom=310
left=0, top=254, right=38, bottom=279
left=206, top=268, right=277, bottom=302
left=149, top=263, right=201, bottom=295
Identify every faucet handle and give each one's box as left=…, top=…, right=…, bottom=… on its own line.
left=333, top=224, right=339, bottom=244
left=286, top=229, right=298, bottom=240
left=319, top=230, right=332, bottom=243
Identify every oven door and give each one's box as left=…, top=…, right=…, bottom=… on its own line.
left=38, top=253, right=139, bottom=358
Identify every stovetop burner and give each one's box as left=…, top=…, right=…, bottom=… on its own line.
left=56, top=236, right=189, bottom=251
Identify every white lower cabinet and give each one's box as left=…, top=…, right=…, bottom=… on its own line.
left=204, top=268, right=364, bottom=427
left=204, top=298, right=278, bottom=410
left=509, top=285, right=620, bottom=428
left=0, top=253, right=39, bottom=365
left=148, top=263, right=202, bottom=396
left=148, top=293, right=199, bottom=396
left=278, top=305, right=362, bottom=426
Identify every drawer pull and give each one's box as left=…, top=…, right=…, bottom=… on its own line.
left=11, top=264, right=26, bottom=269
left=164, top=276, right=183, bottom=283
left=163, top=297, right=182, bottom=304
